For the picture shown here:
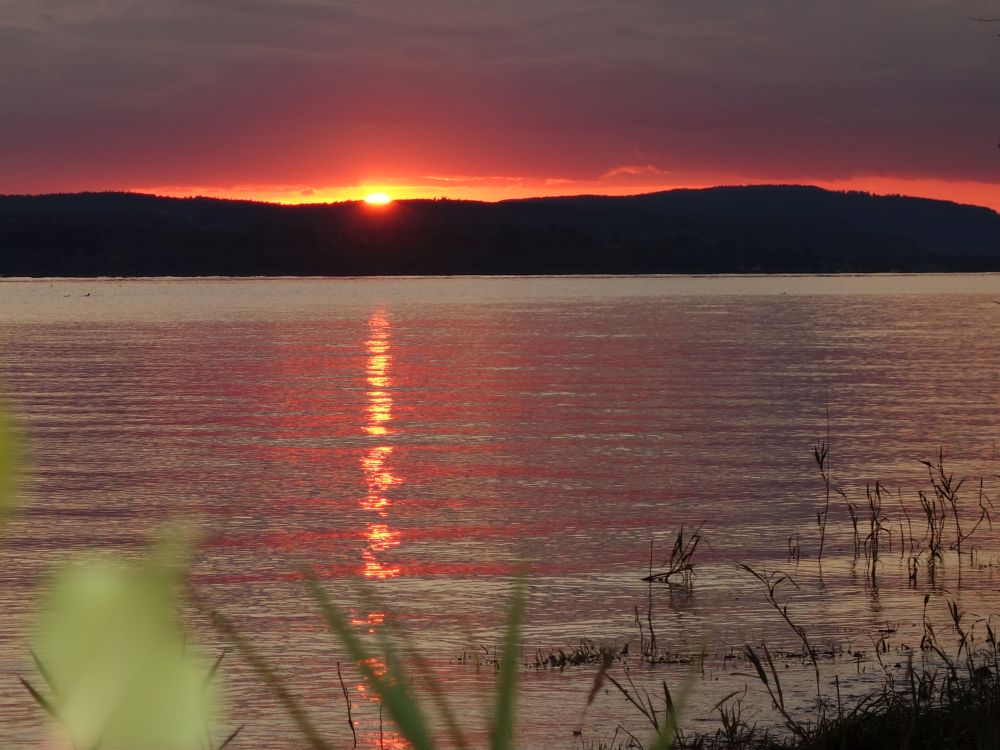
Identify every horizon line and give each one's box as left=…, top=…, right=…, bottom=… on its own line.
left=3, top=182, right=998, bottom=214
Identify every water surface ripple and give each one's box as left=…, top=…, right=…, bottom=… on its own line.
left=1, top=275, right=999, bottom=748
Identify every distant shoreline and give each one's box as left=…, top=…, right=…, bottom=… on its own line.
left=5, top=271, right=1000, bottom=282
left=3, top=186, right=999, bottom=277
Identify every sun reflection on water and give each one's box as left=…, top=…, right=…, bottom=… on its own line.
left=354, top=309, right=406, bottom=746
left=360, top=309, right=401, bottom=581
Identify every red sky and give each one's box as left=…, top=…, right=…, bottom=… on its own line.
left=2, top=1, right=1000, bottom=210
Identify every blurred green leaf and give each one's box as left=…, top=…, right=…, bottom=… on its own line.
left=489, top=577, right=525, bottom=750
left=32, top=544, right=216, bottom=750
left=0, top=405, right=20, bottom=532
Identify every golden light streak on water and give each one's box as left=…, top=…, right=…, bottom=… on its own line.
left=361, top=308, right=400, bottom=581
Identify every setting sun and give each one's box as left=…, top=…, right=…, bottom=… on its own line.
left=364, top=192, right=392, bottom=205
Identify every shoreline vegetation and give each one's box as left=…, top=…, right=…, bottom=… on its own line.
left=550, top=447, right=1000, bottom=749
left=466, top=470, right=1000, bottom=750
left=5, top=407, right=1000, bottom=748
left=3, top=186, right=1000, bottom=277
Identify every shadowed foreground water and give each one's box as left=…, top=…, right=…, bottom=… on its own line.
left=1, top=275, right=999, bottom=748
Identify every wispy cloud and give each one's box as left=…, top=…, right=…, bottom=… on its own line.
left=601, top=164, right=669, bottom=179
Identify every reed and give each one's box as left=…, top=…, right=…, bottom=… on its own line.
left=738, top=565, right=822, bottom=722
left=921, top=450, right=993, bottom=561
left=644, top=527, right=703, bottom=588
left=812, top=442, right=831, bottom=565
left=812, top=447, right=996, bottom=588
left=862, top=482, right=890, bottom=584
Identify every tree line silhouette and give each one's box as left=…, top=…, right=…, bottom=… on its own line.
left=1, top=186, right=998, bottom=276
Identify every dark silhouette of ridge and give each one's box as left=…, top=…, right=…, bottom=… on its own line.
left=1, top=185, right=998, bottom=276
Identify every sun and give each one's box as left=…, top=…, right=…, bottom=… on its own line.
left=364, top=192, right=393, bottom=205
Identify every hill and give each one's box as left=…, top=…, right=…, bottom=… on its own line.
left=1, top=185, right=999, bottom=276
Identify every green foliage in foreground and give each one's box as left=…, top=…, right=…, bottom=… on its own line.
left=306, top=575, right=532, bottom=750
left=0, top=405, right=19, bottom=532
left=27, top=539, right=218, bottom=750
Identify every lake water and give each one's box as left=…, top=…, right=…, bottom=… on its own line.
left=1, top=275, right=1000, bottom=749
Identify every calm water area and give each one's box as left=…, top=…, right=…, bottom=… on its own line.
left=1, top=275, right=1000, bottom=748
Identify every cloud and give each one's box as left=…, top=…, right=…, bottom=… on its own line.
left=601, top=165, right=671, bottom=181
left=1, top=0, right=998, bottom=197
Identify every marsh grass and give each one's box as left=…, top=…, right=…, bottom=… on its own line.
left=217, top=442, right=997, bottom=750
left=583, top=590, right=1000, bottom=750
left=672, top=637, right=1000, bottom=750
left=589, top=445, right=1000, bottom=750
left=530, top=640, right=627, bottom=670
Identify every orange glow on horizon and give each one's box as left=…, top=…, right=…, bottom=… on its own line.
left=136, top=175, right=1000, bottom=212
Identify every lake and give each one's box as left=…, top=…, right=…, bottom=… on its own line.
left=2, top=275, right=1000, bottom=749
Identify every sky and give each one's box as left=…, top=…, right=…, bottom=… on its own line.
left=2, top=0, right=999, bottom=208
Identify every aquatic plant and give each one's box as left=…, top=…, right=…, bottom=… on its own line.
left=816, top=447, right=996, bottom=587
left=531, top=639, right=626, bottom=670
left=862, top=482, right=890, bottom=585
left=644, top=526, right=703, bottom=587
left=921, top=449, right=993, bottom=560
left=812, top=440, right=831, bottom=565
left=786, top=533, right=802, bottom=563
left=738, top=564, right=822, bottom=729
